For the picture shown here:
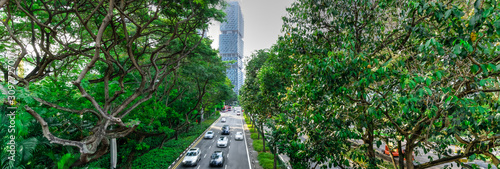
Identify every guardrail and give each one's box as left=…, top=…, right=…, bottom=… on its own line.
left=167, top=115, right=221, bottom=169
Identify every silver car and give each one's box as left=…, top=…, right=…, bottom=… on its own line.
left=204, top=131, right=214, bottom=139
left=182, top=148, right=201, bottom=166
left=217, top=136, right=228, bottom=147
left=221, top=118, right=226, bottom=123
left=234, top=132, right=243, bottom=140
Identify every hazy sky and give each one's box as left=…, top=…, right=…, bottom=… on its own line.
left=206, top=0, right=295, bottom=58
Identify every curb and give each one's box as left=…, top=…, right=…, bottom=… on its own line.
left=278, top=154, right=292, bottom=169
left=167, top=114, right=221, bottom=169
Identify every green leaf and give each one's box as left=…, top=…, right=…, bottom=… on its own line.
left=436, top=71, right=442, bottom=80
left=424, top=87, right=432, bottom=95
left=453, top=44, right=462, bottom=55
left=426, top=78, right=431, bottom=86
left=444, top=9, right=452, bottom=19
left=479, top=79, right=486, bottom=86
left=469, top=153, right=477, bottom=161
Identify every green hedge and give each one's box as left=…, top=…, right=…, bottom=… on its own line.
left=250, top=133, right=259, bottom=139
left=258, top=152, right=275, bottom=169
left=131, top=116, right=219, bottom=168
left=253, top=140, right=270, bottom=152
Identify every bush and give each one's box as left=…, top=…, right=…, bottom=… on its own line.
left=250, top=133, right=259, bottom=139
left=258, top=152, right=275, bottom=169
left=253, top=140, right=270, bottom=152
left=130, top=115, right=219, bottom=168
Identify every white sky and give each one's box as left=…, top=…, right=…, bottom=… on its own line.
left=206, top=0, right=295, bottom=58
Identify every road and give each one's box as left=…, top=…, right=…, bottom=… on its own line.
left=173, top=107, right=251, bottom=169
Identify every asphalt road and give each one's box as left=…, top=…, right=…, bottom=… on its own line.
left=173, top=107, right=251, bottom=169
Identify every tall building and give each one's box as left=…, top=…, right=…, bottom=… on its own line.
left=219, top=1, right=244, bottom=95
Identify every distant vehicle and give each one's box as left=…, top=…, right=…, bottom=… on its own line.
left=384, top=143, right=414, bottom=160
left=217, top=136, right=228, bottom=147
left=204, top=131, right=214, bottom=139
left=209, top=151, right=224, bottom=167
left=236, top=112, right=241, bottom=116
left=221, top=125, right=230, bottom=135
left=221, top=118, right=226, bottom=123
left=234, top=132, right=243, bottom=140
left=182, top=148, right=201, bottom=166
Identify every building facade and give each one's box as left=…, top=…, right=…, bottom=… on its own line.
left=219, top=1, right=244, bottom=95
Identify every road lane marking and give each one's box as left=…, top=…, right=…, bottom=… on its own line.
left=204, top=154, right=207, bottom=158
left=209, top=145, right=212, bottom=149
left=197, top=166, right=200, bottom=169
left=228, top=146, right=230, bottom=149
left=241, top=113, right=252, bottom=169
left=225, top=165, right=227, bottom=169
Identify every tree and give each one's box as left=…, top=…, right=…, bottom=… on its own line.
left=252, top=0, right=500, bottom=168
left=1, top=0, right=225, bottom=166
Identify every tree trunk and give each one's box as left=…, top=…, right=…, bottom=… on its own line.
left=365, top=122, right=376, bottom=167
left=274, top=146, right=277, bottom=169
left=262, top=122, right=266, bottom=152
left=398, top=140, right=404, bottom=169
left=405, top=144, right=415, bottom=169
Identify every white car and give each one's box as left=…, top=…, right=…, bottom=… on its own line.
left=182, top=148, right=201, bottom=166
left=217, top=136, right=229, bottom=147
left=221, top=118, right=226, bottom=123
left=204, top=131, right=214, bottom=139
left=235, top=132, right=243, bottom=140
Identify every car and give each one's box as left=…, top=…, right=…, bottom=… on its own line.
left=182, top=148, right=201, bottom=166
left=384, top=143, right=415, bottom=160
left=204, top=131, right=214, bottom=139
left=209, top=151, right=224, bottom=167
left=217, top=136, right=228, bottom=147
left=221, top=118, right=226, bottom=123
left=236, top=112, right=241, bottom=116
left=235, top=132, right=243, bottom=140
left=221, top=125, right=230, bottom=135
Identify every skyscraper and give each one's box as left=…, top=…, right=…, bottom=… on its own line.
left=219, top=1, right=244, bottom=95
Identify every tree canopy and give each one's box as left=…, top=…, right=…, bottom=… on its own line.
left=242, top=0, right=500, bottom=168
left=0, top=0, right=233, bottom=167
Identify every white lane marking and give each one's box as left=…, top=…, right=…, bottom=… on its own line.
left=228, top=146, right=230, bottom=149
left=241, top=113, right=252, bottom=169
left=197, top=166, right=200, bottom=169
left=204, top=154, right=207, bottom=158
left=213, top=140, right=215, bottom=143
left=225, top=165, right=227, bottom=169
left=209, top=145, right=212, bottom=149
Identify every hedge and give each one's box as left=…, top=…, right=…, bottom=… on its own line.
left=131, top=116, right=219, bottom=168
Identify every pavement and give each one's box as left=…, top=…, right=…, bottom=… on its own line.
left=171, top=107, right=252, bottom=169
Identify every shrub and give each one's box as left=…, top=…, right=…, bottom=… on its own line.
left=130, top=116, right=218, bottom=168
left=251, top=133, right=259, bottom=139
left=258, top=152, right=275, bottom=169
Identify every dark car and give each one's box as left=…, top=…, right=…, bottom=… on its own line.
left=209, top=151, right=224, bottom=167
left=221, top=125, right=230, bottom=135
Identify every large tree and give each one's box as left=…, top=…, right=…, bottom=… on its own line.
left=254, top=0, right=500, bottom=168
left=0, top=0, right=225, bottom=165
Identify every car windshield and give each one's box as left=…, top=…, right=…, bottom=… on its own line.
left=207, top=131, right=212, bottom=134
left=219, top=137, right=224, bottom=141
left=186, top=152, right=196, bottom=156
left=237, top=132, right=242, bottom=135
left=211, top=154, right=220, bottom=159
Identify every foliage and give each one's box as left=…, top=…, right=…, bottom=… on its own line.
left=242, top=0, right=500, bottom=169
left=257, top=152, right=275, bottom=169
left=130, top=115, right=218, bottom=168
left=0, top=0, right=232, bottom=167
